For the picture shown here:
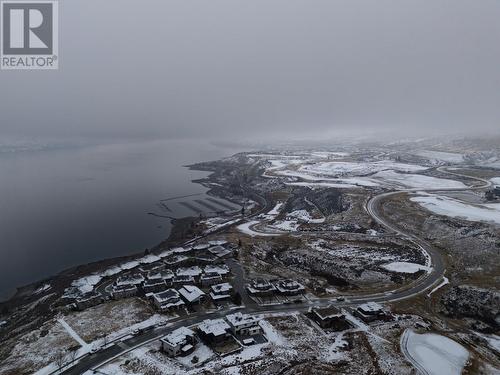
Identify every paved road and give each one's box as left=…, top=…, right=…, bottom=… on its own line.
left=61, top=167, right=491, bottom=375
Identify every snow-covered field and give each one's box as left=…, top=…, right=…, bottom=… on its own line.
left=411, top=194, right=500, bottom=225
left=297, top=160, right=427, bottom=177
left=259, top=153, right=469, bottom=190
left=370, top=170, right=466, bottom=189
left=401, top=330, right=469, bottom=375
left=381, top=262, right=431, bottom=274
left=237, top=220, right=280, bottom=237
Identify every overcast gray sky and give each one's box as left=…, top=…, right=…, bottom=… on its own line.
left=1, top=0, right=499, bottom=142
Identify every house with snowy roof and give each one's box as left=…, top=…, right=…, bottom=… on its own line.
left=208, top=245, right=233, bottom=259
left=354, top=302, right=392, bottom=322
left=309, top=306, right=351, bottom=330
left=178, top=285, right=205, bottom=304
left=176, top=266, right=203, bottom=282
left=115, top=273, right=144, bottom=287
left=160, top=327, right=197, bottom=357
left=197, top=318, right=231, bottom=343
left=142, top=278, right=167, bottom=294
left=111, top=284, right=138, bottom=299
left=225, top=312, right=261, bottom=336
left=210, top=283, right=233, bottom=302
left=274, top=279, right=305, bottom=296
left=246, top=279, right=276, bottom=296
left=152, top=289, right=185, bottom=311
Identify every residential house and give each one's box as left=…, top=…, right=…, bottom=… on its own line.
left=160, top=327, right=197, bottom=357
left=274, top=279, right=305, bottom=296
left=309, top=306, right=351, bottom=330
left=197, top=318, right=231, bottom=344
left=354, top=302, right=391, bottom=323
left=210, top=283, right=233, bottom=302
left=226, top=313, right=261, bottom=336
left=246, top=279, right=276, bottom=296
left=111, top=284, right=138, bottom=299
left=152, top=289, right=185, bottom=311
left=208, top=246, right=233, bottom=259
left=200, top=272, right=223, bottom=287
left=178, top=285, right=205, bottom=304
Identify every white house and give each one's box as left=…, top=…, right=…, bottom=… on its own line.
left=160, top=327, right=196, bottom=357
left=225, top=312, right=261, bottom=336
left=178, top=285, right=205, bottom=304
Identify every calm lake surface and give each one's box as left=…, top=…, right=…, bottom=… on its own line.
left=0, top=139, right=243, bottom=300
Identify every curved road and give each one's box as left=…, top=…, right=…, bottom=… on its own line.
left=61, top=167, right=492, bottom=375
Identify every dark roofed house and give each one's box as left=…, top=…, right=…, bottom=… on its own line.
left=274, top=279, right=305, bottom=296
left=246, top=279, right=276, bottom=296
left=152, top=289, right=185, bottom=311
left=111, top=284, right=138, bottom=299
left=208, top=245, right=233, bottom=259
left=210, top=283, right=233, bottom=302
left=172, top=274, right=195, bottom=287
left=116, top=273, right=145, bottom=287
left=142, top=278, right=167, bottom=293
left=354, top=302, right=392, bottom=323
left=309, top=306, right=352, bottom=330
left=200, top=272, right=223, bottom=287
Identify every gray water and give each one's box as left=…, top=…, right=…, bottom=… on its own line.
left=0, top=139, right=242, bottom=300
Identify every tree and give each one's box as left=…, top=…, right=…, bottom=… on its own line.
left=53, top=351, right=68, bottom=370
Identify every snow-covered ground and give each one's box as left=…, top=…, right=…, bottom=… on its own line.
left=381, top=262, right=431, bottom=274
left=297, top=160, right=427, bottom=177
left=370, top=170, right=466, bottom=189
left=237, top=221, right=280, bottom=237
left=411, top=194, right=500, bottom=224
left=401, top=330, right=469, bottom=375
left=288, top=209, right=325, bottom=223
left=260, top=153, right=468, bottom=190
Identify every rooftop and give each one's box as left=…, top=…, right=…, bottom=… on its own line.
left=358, top=302, right=384, bottom=313
left=176, top=266, right=202, bottom=277
left=198, top=318, right=230, bottom=337
left=154, top=289, right=180, bottom=303
left=178, top=285, right=205, bottom=303
left=226, top=312, right=260, bottom=327
left=312, top=306, right=343, bottom=320
left=211, top=283, right=233, bottom=294
left=161, top=326, right=194, bottom=347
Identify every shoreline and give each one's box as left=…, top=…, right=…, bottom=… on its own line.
left=0, top=160, right=231, bottom=308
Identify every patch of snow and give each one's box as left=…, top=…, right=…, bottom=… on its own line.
left=427, top=277, right=449, bottom=297
left=401, top=329, right=469, bottom=375
left=58, top=318, right=90, bottom=352
left=259, top=320, right=287, bottom=346
left=411, top=194, right=500, bottom=224
left=288, top=210, right=325, bottom=223
left=372, top=170, right=466, bottom=189
left=382, top=262, right=431, bottom=274
left=237, top=221, right=279, bottom=237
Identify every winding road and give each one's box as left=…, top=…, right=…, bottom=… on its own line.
left=60, top=167, right=492, bottom=375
